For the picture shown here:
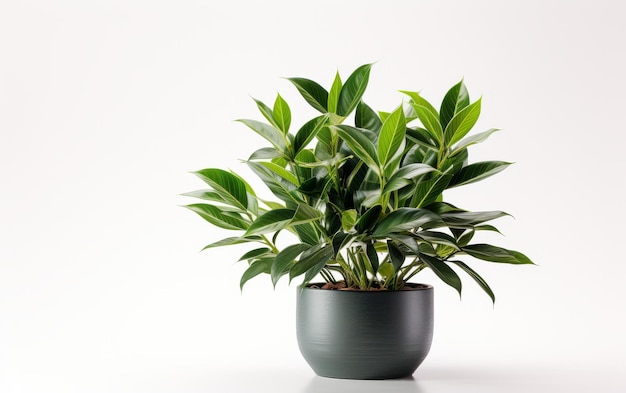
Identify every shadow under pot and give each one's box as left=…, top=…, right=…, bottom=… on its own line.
left=296, top=283, right=434, bottom=380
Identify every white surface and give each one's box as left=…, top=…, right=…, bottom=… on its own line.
left=2, top=0, right=626, bottom=392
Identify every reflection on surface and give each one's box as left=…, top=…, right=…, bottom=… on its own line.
left=303, top=375, right=424, bottom=393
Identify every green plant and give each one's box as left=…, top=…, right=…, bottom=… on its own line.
left=184, top=64, right=533, bottom=301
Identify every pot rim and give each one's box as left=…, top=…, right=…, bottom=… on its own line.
left=300, top=282, right=433, bottom=292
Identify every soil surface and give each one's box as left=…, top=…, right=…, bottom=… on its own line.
left=307, top=282, right=429, bottom=291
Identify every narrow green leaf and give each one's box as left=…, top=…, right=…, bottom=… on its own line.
left=416, top=231, right=460, bottom=250
left=355, top=101, right=382, bottom=132
left=327, top=71, right=342, bottom=114
left=451, top=128, right=500, bottom=155
left=271, top=243, right=311, bottom=286
left=293, top=222, right=320, bottom=245
left=410, top=174, right=452, bottom=208
left=184, top=204, right=249, bottom=230
left=293, top=115, right=329, bottom=154
left=439, top=80, right=470, bottom=129
left=252, top=98, right=279, bottom=129
left=293, top=203, right=323, bottom=224
left=259, top=161, right=299, bottom=185
left=240, top=258, right=273, bottom=290
left=463, top=244, right=535, bottom=264
left=448, top=161, right=512, bottom=188
left=289, top=245, right=333, bottom=281
left=286, top=77, right=328, bottom=113
left=355, top=205, right=382, bottom=234
left=372, top=208, right=442, bottom=236
left=248, top=147, right=284, bottom=161
left=420, top=253, right=462, bottom=297
left=193, top=168, right=249, bottom=210
left=341, top=209, right=358, bottom=231
left=440, top=210, right=509, bottom=228
left=445, top=98, right=482, bottom=145
left=200, top=235, right=263, bottom=250
left=366, top=242, right=380, bottom=273
left=387, top=240, right=405, bottom=271
left=449, top=260, right=495, bottom=303
left=377, top=106, right=406, bottom=167
left=337, top=64, right=372, bottom=116
left=409, top=103, right=443, bottom=143
left=383, top=163, right=437, bottom=194
left=400, top=90, right=439, bottom=118
left=247, top=161, right=301, bottom=204
left=335, top=125, right=380, bottom=173
left=237, top=119, right=287, bottom=151
left=245, top=209, right=295, bottom=236
left=238, top=247, right=272, bottom=261
left=272, top=93, right=291, bottom=134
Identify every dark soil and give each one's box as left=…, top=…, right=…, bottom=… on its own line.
left=306, top=282, right=429, bottom=291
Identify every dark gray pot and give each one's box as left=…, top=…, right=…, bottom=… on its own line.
left=296, top=283, right=434, bottom=380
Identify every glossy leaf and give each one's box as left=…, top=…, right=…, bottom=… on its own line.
left=237, top=119, right=287, bottom=151
left=337, top=64, right=372, bottom=116
left=449, top=260, right=495, bottom=303
left=355, top=101, right=382, bottom=132
left=383, top=164, right=437, bottom=194
left=439, top=80, right=470, bottom=129
left=272, top=93, right=291, bottom=134
left=286, top=77, right=328, bottom=113
left=259, top=161, right=299, bottom=185
left=240, top=258, right=273, bottom=290
left=366, top=242, right=379, bottom=273
left=355, top=205, right=382, bottom=234
left=420, top=253, right=462, bottom=296
left=372, top=208, right=442, bottom=236
left=416, top=231, right=460, bottom=250
left=271, top=243, right=311, bottom=286
left=341, top=209, right=357, bottom=231
left=378, top=106, right=406, bottom=167
left=387, top=240, right=405, bottom=271
left=249, top=147, right=284, bottom=161
left=410, top=174, right=452, bottom=208
left=200, top=235, right=263, bottom=250
left=293, top=115, right=329, bottom=155
left=253, top=98, right=279, bottom=129
left=451, top=128, right=500, bottom=155
left=445, top=98, right=482, bottom=145
left=327, top=71, right=342, bottom=114
left=448, top=161, right=512, bottom=188
left=409, top=103, right=443, bottom=143
left=335, top=125, right=380, bottom=172
left=193, top=168, right=249, bottom=210
left=463, top=244, right=534, bottom=264
left=289, top=245, right=334, bottom=281
left=245, top=209, right=295, bottom=236
left=440, top=210, right=509, bottom=228
left=184, top=204, right=249, bottom=230
left=238, top=247, right=272, bottom=261
left=247, top=161, right=301, bottom=204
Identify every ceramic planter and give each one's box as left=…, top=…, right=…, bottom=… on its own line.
left=296, top=283, right=434, bottom=380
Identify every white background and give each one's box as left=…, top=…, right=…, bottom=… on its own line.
left=1, top=0, right=625, bottom=392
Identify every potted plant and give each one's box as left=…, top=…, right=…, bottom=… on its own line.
left=183, top=64, right=534, bottom=379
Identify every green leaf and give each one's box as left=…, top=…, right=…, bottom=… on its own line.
left=293, top=223, right=320, bottom=245
left=355, top=101, right=382, bottom=132
left=445, top=98, right=482, bottom=145
left=449, top=260, right=495, bottom=303
left=184, top=203, right=249, bottom=230
left=337, top=64, right=372, bottom=117
left=327, top=71, right=342, bottom=114
left=286, top=77, right=328, bottom=113
left=247, top=161, right=301, bottom=204
left=293, top=203, right=323, bottom=224
left=238, top=247, right=272, bottom=261
left=245, top=209, right=295, bottom=236
left=440, top=210, right=509, bottom=228
left=463, top=244, right=534, bottom=264
left=236, top=119, right=287, bottom=151
left=240, top=258, right=273, bottom=290
left=416, top=231, right=460, bottom=250
left=200, top=235, right=263, bottom=250
left=253, top=98, right=279, bottom=129
left=409, top=103, right=443, bottom=144
left=273, top=93, right=291, bottom=134
left=377, top=106, right=406, bottom=168
left=387, top=240, right=405, bottom=272
left=335, top=125, right=380, bottom=173
left=439, top=80, right=470, bottom=129
left=341, top=209, right=358, bottom=231
left=420, top=253, right=462, bottom=297
left=410, top=174, right=452, bottom=208
left=366, top=242, right=379, bottom=273
left=355, top=205, right=382, bottom=233
left=193, top=168, right=249, bottom=211
left=259, top=161, right=299, bottom=185
left=289, top=245, right=334, bottom=282
left=383, top=164, right=437, bottom=194
left=451, top=128, right=500, bottom=155
left=271, top=243, right=311, bottom=286
left=448, top=161, right=512, bottom=188
left=293, top=115, right=329, bottom=155
left=372, top=208, right=442, bottom=236
left=248, top=147, right=284, bottom=161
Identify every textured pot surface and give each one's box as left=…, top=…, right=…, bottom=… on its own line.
left=296, top=284, right=434, bottom=380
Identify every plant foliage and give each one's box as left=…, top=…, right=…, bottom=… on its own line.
left=184, top=64, right=534, bottom=302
